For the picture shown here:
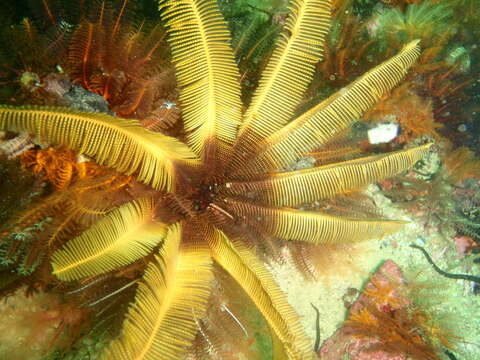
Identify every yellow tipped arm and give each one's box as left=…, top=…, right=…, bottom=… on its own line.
left=224, top=199, right=405, bottom=244
left=233, top=0, right=331, bottom=158
left=207, top=227, right=315, bottom=359
left=0, top=105, right=199, bottom=191
left=241, top=40, right=421, bottom=175
left=160, top=0, right=242, bottom=162
left=51, top=199, right=167, bottom=281
left=101, top=223, right=213, bottom=360
left=224, top=143, right=431, bottom=207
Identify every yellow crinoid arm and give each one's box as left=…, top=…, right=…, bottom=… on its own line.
left=101, top=223, right=213, bottom=360
left=223, top=144, right=432, bottom=207
left=51, top=198, right=167, bottom=281
left=231, top=0, right=331, bottom=162
left=207, top=226, right=315, bottom=360
left=160, top=0, right=242, bottom=162
left=224, top=199, right=405, bottom=244
left=0, top=105, right=199, bottom=191
left=240, top=40, right=421, bottom=175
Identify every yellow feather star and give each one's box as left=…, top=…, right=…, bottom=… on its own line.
left=0, top=0, right=431, bottom=358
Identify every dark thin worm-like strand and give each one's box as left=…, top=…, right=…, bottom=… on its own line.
left=410, top=244, right=480, bottom=284
left=311, top=303, right=321, bottom=352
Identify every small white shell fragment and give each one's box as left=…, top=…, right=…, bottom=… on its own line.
left=367, top=123, right=398, bottom=145
left=77, top=154, right=92, bottom=163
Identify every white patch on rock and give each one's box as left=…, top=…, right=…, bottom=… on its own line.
left=367, top=123, right=398, bottom=144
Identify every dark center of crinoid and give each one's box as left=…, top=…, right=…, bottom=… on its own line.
left=189, top=181, right=219, bottom=213
left=164, top=172, right=230, bottom=221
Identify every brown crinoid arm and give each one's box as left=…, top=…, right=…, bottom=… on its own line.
left=207, top=226, right=315, bottom=359
left=233, top=40, right=422, bottom=176
left=67, top=19, right=100, bottom=90
left=0, top=105, right=200, bottom=191
left=222, top=144, right=432, bottom=207
left=101, top=223, right=214, bottom=360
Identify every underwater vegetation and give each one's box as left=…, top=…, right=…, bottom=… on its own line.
left=219, top=0, right=288, bottom=104
left=370, top=0, right=454, bottom=49
left=364, top=83, right=442, bottom=144
left=0, top=0, right=179, bottom=131
left=305, top=0, right=477, bottom=147
left=0, top=0, right=479, bottom=359
left=378, top=142, right=480, bottom=245
left=0, top=287, right=91, bottom=360
left=320, top=260, right=463, bottom=360
left=63, top=0, right=176, bottom=121
left=0, top=152, right=37, bottom=225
